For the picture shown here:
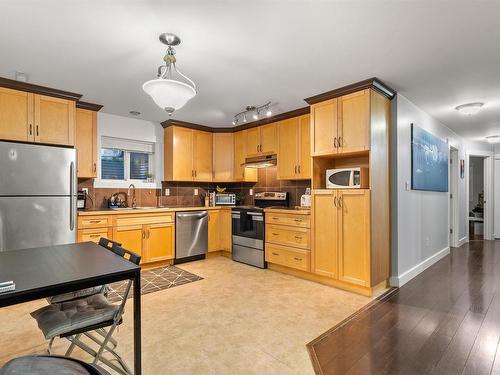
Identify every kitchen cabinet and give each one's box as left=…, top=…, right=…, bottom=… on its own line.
left=212, top=132, right=233, bottom=181
left=145, top=223, right=175, bottom=262
left=219, top=208, right=232, bottom=252
left=311, top=189, right=370, bottom=285
left=311, top=89, right=370, bottom=156
left=193, top=130, right=213, bottom=181
left=233, top=130, right=258, bottom=182
left=277, top=114, right=311, bottom=179
left=77, top=228, right=113, bottom=243
left=246, top=123, right=277, bottom=157
left=312, top=191, right=338, bottom=278
left=164, top=126, right=213, bottom=182
left=113, top=225, right=144, bottom=258
left=0, top=87, right=33, bottom=142
left=0, top=88, right=75, bottom=146
left=75, top=108, right=97, bottom=178
left=208, top=210, right=220, bottom=252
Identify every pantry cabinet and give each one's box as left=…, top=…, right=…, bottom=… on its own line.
left=310, top=89, right=370, bottom=156
left=312, top=189, right=370, bottom=286
left=277, top=114, right=310, bottom=179
left=0, top=87, right=76, bottom=146
left=75, top=108, right=97, bottom=178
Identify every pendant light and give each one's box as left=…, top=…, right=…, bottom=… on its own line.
left=142, top=33, right=197, bottom=115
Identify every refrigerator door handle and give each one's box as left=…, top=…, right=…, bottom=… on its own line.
left=70, top=161, right=75, bottom=231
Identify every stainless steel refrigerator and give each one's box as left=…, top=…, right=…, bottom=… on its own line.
left=0, top=141, right=77, bottom=251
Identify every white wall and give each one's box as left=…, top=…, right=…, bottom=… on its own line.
left=94, top=112, right=164, bottom=188
left=391, top=94, right=468, bottom=287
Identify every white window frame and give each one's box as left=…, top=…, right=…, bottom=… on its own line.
left=94, top=137, right=157, bottom=189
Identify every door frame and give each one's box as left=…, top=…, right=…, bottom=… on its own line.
left=466, top=152, right=494, bottom=241
left=449, top=147, right=459, bottom=247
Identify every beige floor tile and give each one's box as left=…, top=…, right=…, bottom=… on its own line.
left=0, top=256, right=370, bottom=374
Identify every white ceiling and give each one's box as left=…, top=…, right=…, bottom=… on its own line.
left=1, top=1, right=499, bottom=140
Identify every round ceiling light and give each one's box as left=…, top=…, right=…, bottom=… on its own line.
left=142, top=33, right=197, bottom=116
left=129, top=111, right=141, bottom=116
left=455, top=102, right=484, bottom=115
left=486, top=135, right=500, bottom=144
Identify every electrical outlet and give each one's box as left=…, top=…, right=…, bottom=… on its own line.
left=82, top=187, right=89, bottom=195
left=164, top=188, right=170, bottom=196
left=194, top=188, right=198, bottom=196
left=405, top=181, right=410, bottom=191
left=249, top=188, right=254, bottom=196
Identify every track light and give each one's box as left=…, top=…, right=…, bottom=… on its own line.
left=266, top=106, right=272, bottom=117
left=253, top=110, right=259, bottom=121
left=243, top=113, right=247, bottom=123
left=232, top=101, right=272, bottom=126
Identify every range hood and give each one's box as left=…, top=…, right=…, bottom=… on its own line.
left=241, top=154, right=277, bottom=168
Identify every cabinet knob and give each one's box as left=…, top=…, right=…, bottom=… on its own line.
left=36, top=125, right=39, bottom=137
left=334, top=137, right=338, bottom=148
left=298, top=165, right=301, bottom=174
left=294, top=236, right=302, bottom=240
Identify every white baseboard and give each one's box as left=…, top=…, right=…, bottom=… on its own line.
left=390, top=246, right=450, bottom=287
left=458, top=236, right=468, bottom=246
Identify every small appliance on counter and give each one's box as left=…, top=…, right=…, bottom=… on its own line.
left=77, top=190, right=87, bottom=210
left=231, top=191, right=289, bottom=269
left=215, top=193, right=236, bottom=206
left=326, top=167, right=369, bottom=189
left=300, top=188, right=311, bottom=208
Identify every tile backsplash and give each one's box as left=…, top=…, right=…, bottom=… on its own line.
left=78, top=166, right=310, bottom=209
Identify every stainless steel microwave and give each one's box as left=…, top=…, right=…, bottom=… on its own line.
left=326, top=168, right=369, bottom=189
left=215, top=193, right=236, bottom=206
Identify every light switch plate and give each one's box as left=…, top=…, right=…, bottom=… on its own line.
left=194, top=188, right=198, bottom=196
left=249, top=189, right=254, bottom=196
left=405, top=181, right=410, bottom=191
left=82, top=187, right=89, bottom=195
left=164, top=188, right=170, bottom=196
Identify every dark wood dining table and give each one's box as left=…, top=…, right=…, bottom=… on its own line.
left=0, top=241, right=142, bottom=374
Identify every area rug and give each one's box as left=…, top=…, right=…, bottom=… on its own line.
left=107, top=265, right=203, bottom=303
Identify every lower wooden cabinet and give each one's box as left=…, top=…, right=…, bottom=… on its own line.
left=144, top=223, right=175, bottom=262
left=312, top=189, right=370, bottom=287
left=266, top=243, right=310, bottom=272
left=208, top=209, right=232, bottom=252
left=77, top=228, right=113, bottom=243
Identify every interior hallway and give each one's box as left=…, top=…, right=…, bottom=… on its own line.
left=309, top=240, right=500, bottom=374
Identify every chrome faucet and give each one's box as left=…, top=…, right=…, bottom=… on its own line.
left=128, top=184, right=137, bottom=209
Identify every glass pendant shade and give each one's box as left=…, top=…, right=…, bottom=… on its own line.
left=142, top=78, right=196, bottom=114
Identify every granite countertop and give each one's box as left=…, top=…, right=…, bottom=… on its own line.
left=78, top=206, right=232, bottom=216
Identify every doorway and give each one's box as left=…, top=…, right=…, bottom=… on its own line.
left=467, top=155, right=493, bottom=240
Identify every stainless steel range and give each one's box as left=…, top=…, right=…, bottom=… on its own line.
left=232, top=192, right=289, bottom=268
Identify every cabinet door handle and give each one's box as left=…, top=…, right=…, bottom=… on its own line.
left=334, top=196, right=337, bottom=207
left=294, top=236, right=303, bottom=240
left=36, top=125, right=39, bottom=137
left=147, top=230, right=150, bottom=239
left=338, top=196, right=343, bottom=208
left=29, top=124, right=32, bottom=135
left=294, top=257, right=302, bottom=261
left=334, top=137, right=338, bottom=148
left=294, top=165, right=297, bottom=174
left=298, top=165, right=301, bottom=174
left=89, top=234, right=100, bottom=238
left=89, top=220, right=101, bottom=224
left=272, top=252, right=279, bottom=256
left=272, top=232, right=279, bottom=236
left=93, top=163, right=96, bottom=173
left=338, top=137, right=343, bottom=148
left=294, top=218, right=302, bottom=222
left=142, top=230, right=146, bottom=239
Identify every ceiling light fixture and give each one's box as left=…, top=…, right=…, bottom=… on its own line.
left=232, top=101, right=272, bottom=126
left=142, top=33, right=197, bottom=116
left=486, top=135, right=500, bottom=144
left=129, top=111, right=141, bottom=116
left=455, top=102, right=484, bottom=115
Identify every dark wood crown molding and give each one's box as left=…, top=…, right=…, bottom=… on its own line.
left=304, top=77, right=396, bottom=105
left=76, top=101, right=103, bottom=111
left=0, top=77, right=82, bottom=101
left=161, top=106, right=310, bottom=133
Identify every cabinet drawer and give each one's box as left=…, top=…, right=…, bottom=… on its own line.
left=77, top=228, right=111, bottom=243
left=266, top=243, right=310, bottom=272
left=266, top=213, right=310, bottom=228
left=114, top=214, right=173, bottom=227
left=266, top=224, right=310, bottom=249
left=78, top=216, right=112, bottom=229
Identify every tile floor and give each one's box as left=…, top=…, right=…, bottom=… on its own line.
left=0, top=256, right=370, bottom=374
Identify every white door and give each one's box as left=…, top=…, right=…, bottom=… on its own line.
left=484, top=156, right=493, bottom=240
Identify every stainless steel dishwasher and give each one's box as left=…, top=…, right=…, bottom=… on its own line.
left=175, top=211, right=208, bottom=264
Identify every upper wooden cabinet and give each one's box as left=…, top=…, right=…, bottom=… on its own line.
left=193, top=130, right=213, bottom=181
left=0, top=87, right=33, bottom=142
left=164, top=126, right=213, bottom=182
left=35, top=95, right=75, bottom=146
left=0, top=88, right=76, bottom=146
left=213, top=132, right=233, bottom=182
left=311, top=89, right=370, bottom=156
left=277, top=114, right=310, bottom=180
left=246, top=123, right=277, bottom=157
left=233, top=130, right=258, bottom=182
left=75, top=108, right=97, bottom=178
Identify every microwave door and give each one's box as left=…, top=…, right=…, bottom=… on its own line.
left=329, top=170, right=351, bottom=187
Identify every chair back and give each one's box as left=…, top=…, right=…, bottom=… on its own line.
left=98, top=238, right=122, bottom=250
left=98, top=238, right=141, bottom=265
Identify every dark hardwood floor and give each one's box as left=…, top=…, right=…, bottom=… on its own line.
left=308, top=240, right=500, bottom=375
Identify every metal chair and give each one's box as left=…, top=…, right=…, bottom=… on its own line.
left=46, top=239, right=122, bottom=304
left=31, top=242, right=140, bottom=375
left=0, top=355, right=110, bottom=375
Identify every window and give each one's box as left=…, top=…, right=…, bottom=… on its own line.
left=99, top=137, right=154, bottom=183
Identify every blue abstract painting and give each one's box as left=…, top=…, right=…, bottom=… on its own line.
left=411, top=124, right=448, bottom=192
